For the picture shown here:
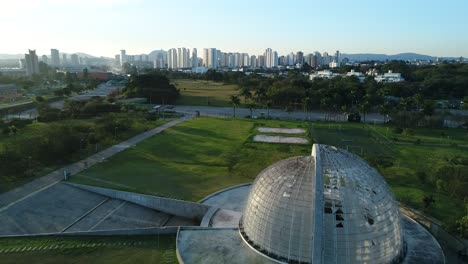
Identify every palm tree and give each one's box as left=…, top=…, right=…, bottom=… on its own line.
left=230, top=95, right=241, bottom=117
left=239, top=87, right=252, bottom=104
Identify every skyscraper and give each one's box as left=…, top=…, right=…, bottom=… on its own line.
left=62, top=54, right=67, bottom=65
left=287, top=52, right=295, bottom=66
left=250, top=55, right=257, bottom=68
left=296, top=51, right=304, bottom=65
left=264, top=48, right=278, bottom=68
left=24, top=49, right=39, bottom=75
left=334, top=50, right=341, bottom=63
left=120, top=50, right=126, bottom=66
left=71, top=54, right=79, bottom=65
left=204, top=48, right=217, bottom=69
left=51, top=49, right=60, bottom=66
left=192, top=48, right=198, bottom=68
left=203, top=48, right=209, bottom=67
left=41, top=55, right=48, bottom=64
left=167, top=48, right=178, bottom=69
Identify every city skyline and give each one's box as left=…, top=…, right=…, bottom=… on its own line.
left=2, top=0, right=468, bottom=57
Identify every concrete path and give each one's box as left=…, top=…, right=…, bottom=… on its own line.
left=0, top=116, right=190, bottom=211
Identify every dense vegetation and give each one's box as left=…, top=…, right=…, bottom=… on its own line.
left=123, top=73, right=179, bottom=104
left=0, top=98, right=164, bottom=192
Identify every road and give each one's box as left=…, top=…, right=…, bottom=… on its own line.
left=4, top=83, right=122, bottom=120
left=0, top=116, right=189, bottom=212
left=173, top=105, right=386, bottom=123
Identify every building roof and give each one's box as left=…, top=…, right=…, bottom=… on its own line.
left=240, top=144, right=404, bottom=264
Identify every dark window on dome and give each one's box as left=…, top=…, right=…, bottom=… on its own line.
left=365, top=213, right=374, bottom=225
left=336, top=214, right=344, bottom=221
left=325, top=207, right=333, bottom=214
left=336, top=222, right=343, bottom=228
left=335, top=208, right=343, bottom=214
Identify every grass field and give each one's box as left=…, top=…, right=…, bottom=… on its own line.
left=310, top=122, right=468, bottom=224
left=173, top=79, right=240, bottom=107
left=71, top=117, right=311, bottom=201
left=0, top=235, right=176, bottom=264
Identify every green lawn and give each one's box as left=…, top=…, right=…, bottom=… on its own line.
left=72, top=117, right=311, bottom=201
left=0, top=235, right=176, bottom=264
left=173, top=79, right=240, bottom=107
left=310, top=122, right=468, bottom=225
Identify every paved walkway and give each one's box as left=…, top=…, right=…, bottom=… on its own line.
left=0, top=116, right=190, bottom=211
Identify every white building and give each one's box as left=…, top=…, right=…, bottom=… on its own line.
left=374, top=70, right=405, bottom=83
left=346, top=69, right=366, bottom=82
left=265, top=48, right=277, bottom=68
left=120, top=50, right=126, bottom=66
left=309, top=70, right=340, bottom=80
left=167, top=48, right=178, bottom=69
left=329, top=61, right=340, bottom=68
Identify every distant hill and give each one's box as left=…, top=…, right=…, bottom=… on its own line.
left=148, top=50, right=167, bottom=61
left=0, top=52, right=100, bottom=60
left=341, top=53, right=437, bottom=61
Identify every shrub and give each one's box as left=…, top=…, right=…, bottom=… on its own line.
left=393, top=127, right=403, bottom=134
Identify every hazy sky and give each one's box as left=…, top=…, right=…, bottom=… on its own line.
left=2, top=0, right=468, bottom=57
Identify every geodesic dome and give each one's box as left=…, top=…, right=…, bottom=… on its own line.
left=240, top=145, right=405, bottom=264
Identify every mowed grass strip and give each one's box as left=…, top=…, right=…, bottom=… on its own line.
left=72, top=117, right=311, bottom=201
left=173, top=79, right=240, bottom=107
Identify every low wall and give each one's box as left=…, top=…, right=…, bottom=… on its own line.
left=67, top=183, right=210, bottom=221
left=0, top=227, right=178, bottom=238
left=399, top=204, right=467, bottom=256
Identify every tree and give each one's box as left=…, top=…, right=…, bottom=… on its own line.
left=230, top=95, right=240, bottom=117
left=83, top=68, right=89, bottom=79
left=123, top=73, right=179, bottom=104
left=239, top=87, right=252, bottom=104
left=359, top=101, right=371, bottom=122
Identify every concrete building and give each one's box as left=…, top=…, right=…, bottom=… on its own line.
left=167, top=48, right=178, bottom=69
left=374, top=70, right=405, bottom=83
left=309, top=70, right=339, bottom=80
left=296, top=51, right=304, bottom=65
left=41, top=55, right=48, bottom=64
left=346, top=69, right=366, bottom=82
left=24, top=49, right=39, bottom=75
left=192, top=48, right=198, bottom=68
left=62, top=54, right=67, bottom=65
left=334, top=50, right=341, bottom=63
left=120, top=49, right=126, bottom=66
left=264, top=48, right=278, bottom=68
left=177, top=48, right=190, bottom=68
left=204, top=48, right=217, bottom=69
left=70, top=54, right=79, bottom=65
left=51, top=49, right=60, bottom=66
left=329, top=61, right=340, bottom=68
left=287, top=52, right=295, bottom=66
left=250, top=55, right=257, bottom=68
